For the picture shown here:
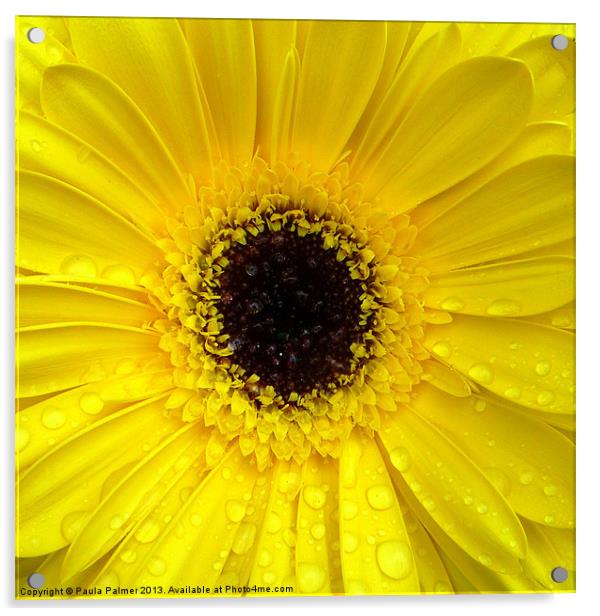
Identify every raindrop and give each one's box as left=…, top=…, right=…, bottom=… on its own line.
left=376, top=540, right=413, bottom=580
left=134, top=519, right=161, bottom=543
left=366, top=485, right=394, bottom=511
left=468, top=364, right=494, bottom=384
left=432, top=342, right=452, bottom=359
left=297, top=562, right=325, bottom=593
left=60, top=254, right=98, bottom=278
left=225, top=499, right=246, bottom=523
left=486, top=299, right=521, bottom=316
left=440, top=297, right=464, bottom=312
left=147, top=557, right=167, bottom=576
left=41, top=407, right=66, bottom=430
left=535, top=360, right=552, bottom=376
left=389, top=446, right=412, bottom=472
left=303, top=485, right=326, bottom=509
left=79, top=392, right=104, bottom=415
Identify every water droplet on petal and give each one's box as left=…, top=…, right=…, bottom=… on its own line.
left=60, top=255, right=97, bottom=278
left=544, top=484, right=558, bottom=496
left=432, top=342, right=452, bottom=358
left=473, top=399, right=487, bottom=413
left=468, top=364, right=494, bottom=384
left=265, top=512, right=281, bottom=533
left=440, top=297, right=464, bottom=312
left=422, top=497, right=436, bottom=512
left=16, top=426, right=30, bottom=452
left=101, top=264, right=136, bottom=286
left=519, top=471, right=535, bottom=486
left=389, top=446, right=412, bottom=472
left=504, top=386, right=521, bottom=400
left=42, top=407, right=66, bottom=430
left=478, top=554, right=493, bottom=567
left=536, top=390, right=555, bottom=406
left=225, top=499, right=246, bottom=523
left=342, top=532, right=359, bottom=553
left=310, top=523, right=326, bottom=540
left=303, top=485, right=326, bottom=509
left=109, top=515, right=125, bottom=530
left=297, top=562, right=325, bottom=593
left=366, top=485, right=394, bottom=510
left=535, top=360, right=552, bottom=376
left=257, top=548, right=273, bottom=567
left=376, top=540, right=413, bottom=580
left=135, top=519, right=161, bottom=543
left=231, top=522, right=256, bottom=555
left=147, top=557, right=167, bottom=576
left=341, top=499, right=358, bottom=520
left=79, top=392, right=104, bottom=415
left=119, top=549, right=137, bottom=563
left=486, top=299, right=521, bottom=316
left=61, top=510, right=89, bottom=542
left=476, top=503, right=489, bottom=515
left=190, top=513, right=202, bottom=527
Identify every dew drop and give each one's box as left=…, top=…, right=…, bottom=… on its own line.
left=16, top=426, right=30, bottom=452
left=535, top=360, right=552, bottom=376
left=147, top=557, right=167, bottom=576
left=342, top=532, right=359, bottom=553
left=544, top=514, right=556, bottom=524
left=463, top=495, right=473, bottom=505
left=225, top=499, right=246, bottom=523
left=376, top=540, right=413, bottom=580
left=478, top=554, right=493, bottom=567
left=473, top=399, right=487, bottom=413
left=440, top=297, right=464, bottom=312
left=504, top=386, right=521, bottom=400
left=519, top=471, right=535, bottom=486
left=134, top=519, right=161, bottom=543
left=345, top=579, right=368, bottom=594
left=366, top=485, right=394, bottom=511
left=536, top=390, right=555, bottom=406
left=101, top=264, right=136, bottom=286
left=60, top=254, right=98, bottom=278
left=232, top=522, right=257, bottom=555
left=257, top=548, right=273, bottom=567
left=422, top=496, right=436, bottom=512
left=79, top=392, right=104, bottom=415
left=30, top=139, right=44, bottom=153
left=389, top=446, right=412, bottom=472
left=303, top=485, right=326, bottom=509
left=468, top=364, right=494, bottom=384
left=61, top=510, right=89, bottom=542
left=341, top=499, right=358, bottom=520
left=190, top=513, right=202, bottom=527
left=476, top=503, right=489, bottom=515
left=119, top=549, right=137, bottom=563
left=544, top=484, right=558, bottom=497
left=297, top=562, right=326, bottom=593
left=41, top=407, right=66, bottom=430
left=486, top=299, right=521, bottom=316
left=310, top=523, right=326, bottom=540
left=109, top=515, right=125, bottom=530
left=432, top=342, right=452, bottom=359
left=265, top=512, right=281, bottom=533
left=115, top=358, right=137, bottom=375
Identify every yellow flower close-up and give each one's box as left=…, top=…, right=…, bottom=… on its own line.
left=15, top=17, right=575, bottom=597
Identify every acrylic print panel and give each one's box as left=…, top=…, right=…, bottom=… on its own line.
left=15, top=16, right=575, bottom=599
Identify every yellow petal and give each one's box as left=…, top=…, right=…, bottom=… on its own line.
left=67, top=17, right=213, bottom=180
left=410, top=383, right=574, bottom=528
left=92, top=452, right=208, bottom=587
left=41, top=64, right=192, bottom=209
left=270, top=48, right=300, bottom=163
left=379, top=409, right=527, bottom=573
left=291, top=21, right=386, bottom=170
left=520, top=518, right=574, bottom=590
left=17, top=323, right=161, bottom=397
left=423, top=256, right=574, bottom=317
left=182, top=19, right=256, bottom=165
left=61, top=422, right=208, bottom=579
left=510, top=35, right=575, bottom=121
left=411, top=121, right=573, bottom=231
left=424, top=314, right=575, bottom=414
left=420, top=358, right=471, bottom=397
left=17, top=395, right=180, bottom=557
left=252, top=19, right=296, bottom=160
left=459, top=22, right=575, bottom=58
left=17, top=370, right=173, bottom=471
left=295, top=454, right=342, bottom=594
left=17, top=171, right=162, bottom=280
left=413, top=156, right=575, bottom=272
left=538, top=525, right=574, bottom=570
left=369, top=57, right=533, bottom=208
left=218, top=466, right=274, bottom=591
left=16, top=17, right=76, bottom=112
left=18, top=111, right=168, bottom=236
left=248, top=460, right=300, bottom=589
left=129, top=446, right=258, bottom=588
left=351, top=24, right=462, bottom=179
left=401, top=508, right=453, bottom=593
left=338, top=429, right=419, bottom=594
left=17, top=279, right=159, bottom=328
left=521, top=302, right=575, bottom=330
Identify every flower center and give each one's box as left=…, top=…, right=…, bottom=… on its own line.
left=217, top=229, right=366, bottom=398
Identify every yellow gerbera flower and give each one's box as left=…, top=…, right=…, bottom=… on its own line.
left=16, top=17, right=575, bottom=597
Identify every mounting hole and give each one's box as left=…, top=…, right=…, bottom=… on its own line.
left=551, top=566, right=569, bottom=583
left=27, top=27, right=45, bottom=44
left=551, top=34, right=569, bottom=51
left=27, top=572, right=45, bottom=589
